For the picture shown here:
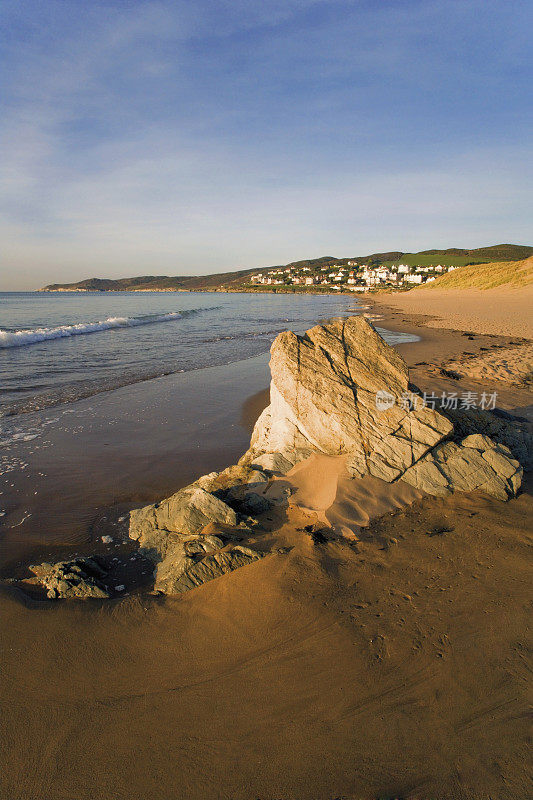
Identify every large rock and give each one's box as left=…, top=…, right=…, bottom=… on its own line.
left=243, top=317, right=453, bottom=481
left=129, top=464, right=270, bottom=555
left=155, top=545, right=264, bottom=595
left=129, top=484, right=237, bottom=544
left=241, top=317, right=527, bottom=498
left=442, top=406, right=533, bottom=470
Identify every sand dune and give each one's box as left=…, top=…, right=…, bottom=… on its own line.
left=424, top=255, right=533, bottom=290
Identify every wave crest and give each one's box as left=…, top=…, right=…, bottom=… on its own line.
left=0, top=312, right=184, bottom=349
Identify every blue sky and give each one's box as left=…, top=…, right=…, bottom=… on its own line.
left=1, top=0, right=532, bottom=289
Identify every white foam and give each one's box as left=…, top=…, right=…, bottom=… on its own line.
left=0, top=312, right=183, bottom=349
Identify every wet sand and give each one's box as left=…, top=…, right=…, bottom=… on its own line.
left=0, top=354, right=270, bottom=575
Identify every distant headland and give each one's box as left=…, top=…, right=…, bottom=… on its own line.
left=40, top=243, right=533, bottom=293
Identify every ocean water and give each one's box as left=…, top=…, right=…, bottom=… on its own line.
left=0, top=290, right=422, bottom=565
left=0, top=290, right=414, bottom=418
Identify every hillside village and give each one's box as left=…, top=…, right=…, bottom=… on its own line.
left=249, top=261, right=457, bottom=291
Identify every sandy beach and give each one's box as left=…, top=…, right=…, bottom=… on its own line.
left=376, top=284, right=533, bottom=339
left=1, top=291, right=532, bottom=800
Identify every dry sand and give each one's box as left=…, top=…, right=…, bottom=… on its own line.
left=443, top=344, right=533, bottom=387
left=377, top=284, right=533, bottom=339
left=1, top=295, right=532, bottom=800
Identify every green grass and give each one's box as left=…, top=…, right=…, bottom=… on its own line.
left=366, top=244, right=533, bottom=270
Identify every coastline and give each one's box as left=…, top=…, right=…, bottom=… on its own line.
left=4, top=296, right=528, bottom=578
left=1, top=299, right=532, bottom=799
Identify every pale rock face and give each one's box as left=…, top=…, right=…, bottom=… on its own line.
left=244, top=317, right=453, bottom=481
left=242, top=316, right=527, bottom=499
left=249, top=452, right=295, bottom=475
left=402, top=434, right=523, bottom=500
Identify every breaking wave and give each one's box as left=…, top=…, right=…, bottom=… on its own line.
left=0, top=311, right=186, bottom=349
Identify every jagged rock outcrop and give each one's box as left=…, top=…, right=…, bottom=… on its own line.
left=401, top=434, right=522, bottom=500
left=242, top=317, right=452, bottom=478
left=129, top=465, right=272, bottom=594
left=125, top=316, right=529, bottom=596
left=442, top=406, right=533, bottom=470
left=241, top=316, right=527, bottom=498
left=29, top=557, right=111, bottom=599
left=156, top=544, right=264, bottom=595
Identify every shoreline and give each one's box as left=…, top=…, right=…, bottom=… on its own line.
left=1, top=298, right=532, bottom=799
left=2, top=300, right=531, bottom=581
left=0, top=354, right=271, bottom=576
left=370, top=284, right=533, bottom=340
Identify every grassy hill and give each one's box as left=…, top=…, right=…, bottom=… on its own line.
left=422, top=256, right=533, bottom=290
left=375, top=244, right=533, bottom=270
left=40, top=244, right=533, bottom=291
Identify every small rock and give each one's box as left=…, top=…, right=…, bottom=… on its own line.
left=29, top=556, right=111, bottom=600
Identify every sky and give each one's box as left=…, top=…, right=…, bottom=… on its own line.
left=1, top=0, right=532, bottom=289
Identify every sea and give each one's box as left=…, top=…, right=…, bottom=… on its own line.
left=0, top=290, right=416, bottom=418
